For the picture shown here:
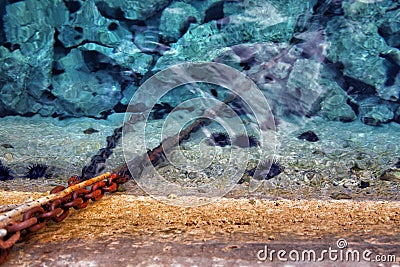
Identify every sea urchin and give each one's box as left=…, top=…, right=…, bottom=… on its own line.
left=232, top=134, right=260, bottom=148
left=25, top=163, right=49, bottom=179
left=0, top=161, right=14, bottom=181
left=247, top=160, right=283, bottom=180
left=207, top=132, right=231, bottom=147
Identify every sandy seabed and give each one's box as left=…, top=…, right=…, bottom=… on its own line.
left=0, top=115, right=400, bottom=265
left=1, top=190, right=400, bottom=266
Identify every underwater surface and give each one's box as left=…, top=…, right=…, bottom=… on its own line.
left=0, top=0, right=399, bottom=203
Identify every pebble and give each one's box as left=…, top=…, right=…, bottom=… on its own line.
left=379, top=169, right=400, bottom=182
left=330, top=192, right=352, bottom=200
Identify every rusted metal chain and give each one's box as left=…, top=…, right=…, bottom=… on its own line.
left=0, top=171, right=129, bottom=264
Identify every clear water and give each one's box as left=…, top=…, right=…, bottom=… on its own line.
left=0, top=0, right=399, bottom=204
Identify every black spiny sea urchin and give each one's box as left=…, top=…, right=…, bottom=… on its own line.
left=25, top=163, right=49, bottom=179
left=247, top=160, right=283, bottom=180
left=232, top=134, right=260, bottom=148
left=207, top=132, right=231, bottom=147
left=0, top=161, right=14, bottom=181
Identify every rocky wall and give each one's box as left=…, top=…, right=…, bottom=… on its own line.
left=0, top=0, right=398, bottom=125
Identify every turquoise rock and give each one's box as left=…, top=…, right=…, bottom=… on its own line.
left=79, top=41, right=153, bottom=75
left=0, top=44, right=52, bottom=116
left=4, top=0, right=68, bottom=55
left=379, top=8, right=400, bottom=48
left=326, top=1, right=400, bottom=102
left=154, top=21, right=227, bottom=70
left=159, top=2, right=201, bottom=42
left=52, top=49, right=121, bottom=117
left=286, top=58, right=327, bottom=115
left=154, top=0, right=314, bottom=71
left=358, top=97, right=395, bottom=126
left=121, top=84, right=138, bottom=106
left=319, top=82, right=357, bottom=122
left=58, top=1, right=131, bottom=48
left=98, top=0, right=170, bottom=20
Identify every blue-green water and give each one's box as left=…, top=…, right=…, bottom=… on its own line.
left=0, top=0, right=399, bottom=201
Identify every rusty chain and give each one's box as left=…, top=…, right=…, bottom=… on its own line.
left=0, top=171, right=129, bottom=264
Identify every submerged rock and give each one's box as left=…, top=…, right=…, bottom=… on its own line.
left=159, top=2, right=201, bottom=43
left=379, top=169, right=400, bottom=182
left=319, top=81, right=357, bottom=122
left=99, top=0, right=170, bottom=20
left=154, top=0, right=313, bottom=70
left=52, top=49, right=121, bottom=118
left=57, top=1, right=130, bottom=48
left=358, top=97, right=395, bottom=126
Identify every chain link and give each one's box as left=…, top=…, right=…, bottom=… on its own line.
left=0, top=172, right=129, bottom=264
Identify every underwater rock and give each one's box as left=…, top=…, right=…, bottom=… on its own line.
left=232, top=134, right=260, bottom=148
left=159, top=2, right=201, bottom=43
left=4, top=0, right=68, bottom=55
left=79, top=41, right=153, bottom=75
left=99, top=0, right=170, bottom=20
left=52, top=49, right=121, bottom=118
left=0, top=46, right=49, bottom=117
left=1, top=144, right=13, bottom=149
left=285, top=59, right=326, bottom=116
left=298, top=130, right=319, bottom=142
left=326, top=12, right=400, bottom=102
left=358, top=97, right=394, bottom=126
left=83, top=128, right=99, bottom=135
left=379, top=8, right=400, bottom=48
left=319, top=81, right=357, bottom=122
left=379, top=169, right=400, bottom=182
left=0, top=0, right=68, bottom=117
left=154, top=21, right=226, bottom=70
left=359, top=180, right=370, bottom=189
left=58, top=1, right=130, bottom=48
left=222, top=0, right=300, bottom=43
left=154, top=0, right=312, bottom=71
left=246, top=160, right=283, bottom=181
left=394, top=106, right=400, bottom=124
left=134, top=29, right=162, bottom=53
left=214, top=42, right=329, bottom=119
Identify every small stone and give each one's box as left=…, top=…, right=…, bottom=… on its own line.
left=359, top=181, right=370, bottom=189
left=1, top=144, right=14, bottom=149
left=379, top=169, right=400, bottom=182
left=298, top=131, right=319, bottom=142
left=394, top=159, right=400, bottom=168
left=330, top=192, right=352, bottom=200
left=83, top=128, right=99, bottom=134
left=167, top=194, right=178, bottom=199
